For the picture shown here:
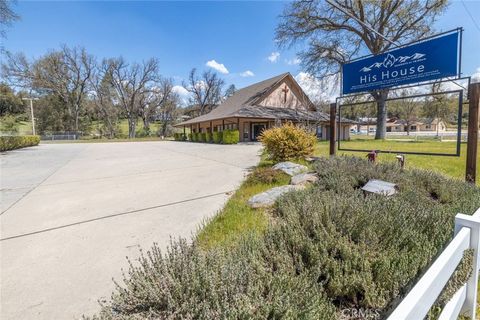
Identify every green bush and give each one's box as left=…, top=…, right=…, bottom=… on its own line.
left=174, top=133, right=186, bottom=141
left=191, top=132, right=198, bottom=142
left=0, top=135, right=40, bottom=151
left=0, top=115, right=19, bottom=133
left=222, top=129, right=239, bottom=144
left=205, top=132, right=212, bottom=143
left=212, top=131, right=222, bottom=143
left=87, top=157, right=480, bottom=319
left=188, top=133, right=193, bottom=141
left=259, top=122, right=316, bottom=162
left=199, top=132, right=206, bottom=143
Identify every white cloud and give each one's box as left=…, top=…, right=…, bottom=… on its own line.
left=472, top=67, right=480, bottom=83
left=240, top=70, right=255, bottom=77
left=205, top=60, right=229, bottom=74
left=267, top=52, right=280, bottom=63
left=294, top=72, right=339, bottom=103
left=286, top=58, right=301, bottom=65
left=172, top=85, right=190, bottom=105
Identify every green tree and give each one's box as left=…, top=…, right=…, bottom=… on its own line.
left=276, top=0, right=448, bottom=139
left=422, top=82, right=455, bottom=136
left=0, top=83, right=25, bottom=116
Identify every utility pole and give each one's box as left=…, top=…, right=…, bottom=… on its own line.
left=22, top=97, right=38, bottom=136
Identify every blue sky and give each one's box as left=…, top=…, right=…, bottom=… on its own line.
left=3, top=0, right=480, bottom=101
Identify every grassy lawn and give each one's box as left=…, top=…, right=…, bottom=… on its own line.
left=197, top=161, right=290, bottom=249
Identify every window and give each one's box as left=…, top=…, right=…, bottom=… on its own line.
left=224, top=123, right=237, bottom=130
left=243, top=123, right=249, bottom=139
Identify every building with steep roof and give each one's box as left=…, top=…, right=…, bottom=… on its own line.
left=175, top=73, right=352, bottom=142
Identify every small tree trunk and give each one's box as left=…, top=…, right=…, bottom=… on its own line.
left=128, top=117, right=136, bottom=138
left=161, top=121, right=168, bottom=137
left=375, top=90, right=389, bottom=140
left=142, top=116, right=150, bottom=132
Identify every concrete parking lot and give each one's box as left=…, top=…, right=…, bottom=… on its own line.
left=0, top=141, right=261, bottom=319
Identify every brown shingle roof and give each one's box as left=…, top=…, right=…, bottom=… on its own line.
left=175, top=73, right=309, bottom=126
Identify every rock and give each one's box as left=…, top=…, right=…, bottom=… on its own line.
left=361, top=179, right=397, bottom=196
left=272, top=161, right=308, bottom=176
left=290, top=173, right=319, bottom=185
left=248, top=185, right=306, bottom=208
left=305, top=156, right=321, bottom=162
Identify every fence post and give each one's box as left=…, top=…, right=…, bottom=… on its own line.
left=329, top=103, right=336, bottom=156
left=466, top=82, right=480, bottom=183
left=454, top=213, right=480, bottom=319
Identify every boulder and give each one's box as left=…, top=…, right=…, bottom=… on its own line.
left=272, top=161, right=308, bottom=176
left=248, top=185, right=306, bottom=208
left=290, top=173, right=319, bottom=185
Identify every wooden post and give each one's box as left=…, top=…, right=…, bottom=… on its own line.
left=466, top=83, right=479, bottom=183
left=329, top=103, right=336, bottom=156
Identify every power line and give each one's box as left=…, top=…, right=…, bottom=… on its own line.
left=461, top=0, right=480, bottom=33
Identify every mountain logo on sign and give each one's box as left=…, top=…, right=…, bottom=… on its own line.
left=360, top=52, right=426, bottom=72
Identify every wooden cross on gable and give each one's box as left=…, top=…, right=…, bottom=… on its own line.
left=281, top=85, right=289, bottom=103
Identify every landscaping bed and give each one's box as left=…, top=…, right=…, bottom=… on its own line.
left=88, top=157, right=480, bottom=319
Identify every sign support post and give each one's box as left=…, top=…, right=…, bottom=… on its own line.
left=329, top=103, right=336, bottom=156
left=466, top=82, right=479, bottom=183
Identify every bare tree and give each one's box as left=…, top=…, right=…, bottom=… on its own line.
left=276, top=0, right=448, bottom=139
left=107, top=57, right=161, bottom=138
left=0, top=0, right=19, bottom=40
left=2, top=45, right=94, bottom=132
left=183, top=68, right=224, bottom=115
left=224, top=84, right=236, bottom=99
left=423, top=82, right=454, bottom=136
left=393, top=89, right=420, bottom=136
left=90, top=60, right=121, bottom=138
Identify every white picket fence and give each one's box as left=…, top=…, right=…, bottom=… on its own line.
left=388, top=207, right=480, bottom=320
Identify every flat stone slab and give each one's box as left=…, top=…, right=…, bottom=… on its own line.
left=291, top=173, right=319, bottom=185
left=361, top=179, right=397, bottom=196
left=272, top=161, right=308, bottom=176
left=248, top=185, right=305, bottom=208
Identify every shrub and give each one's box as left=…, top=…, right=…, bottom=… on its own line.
left=205, top=132, right=212, bottom=143
left=212, top=131, right=222, bottom=143
left=88, top=158, right=480, bottom=319
left=174, top=133, right=187, bottom=141
left=135, top=127, right=151, bottom=137
left=259, top=122, right=316, bottom=162
left=191, top=132, right=198, bottom=142
left=245, top=167, right=287, bottom=185
left=199, top=132, right=206, bottom=143
left=188, top=133, right=193, bottom=141
left=0, top=115, right=19, bottom=133
left=0, top=135, right=40, bottom=151
left=222, top=129, right=239, bottom=144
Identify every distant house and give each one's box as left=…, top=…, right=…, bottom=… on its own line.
left=386, top=118, right=447, bottom=133
left=419, top=118, right=447, bottom=132
left=174, top=73, right=353, bottom=142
